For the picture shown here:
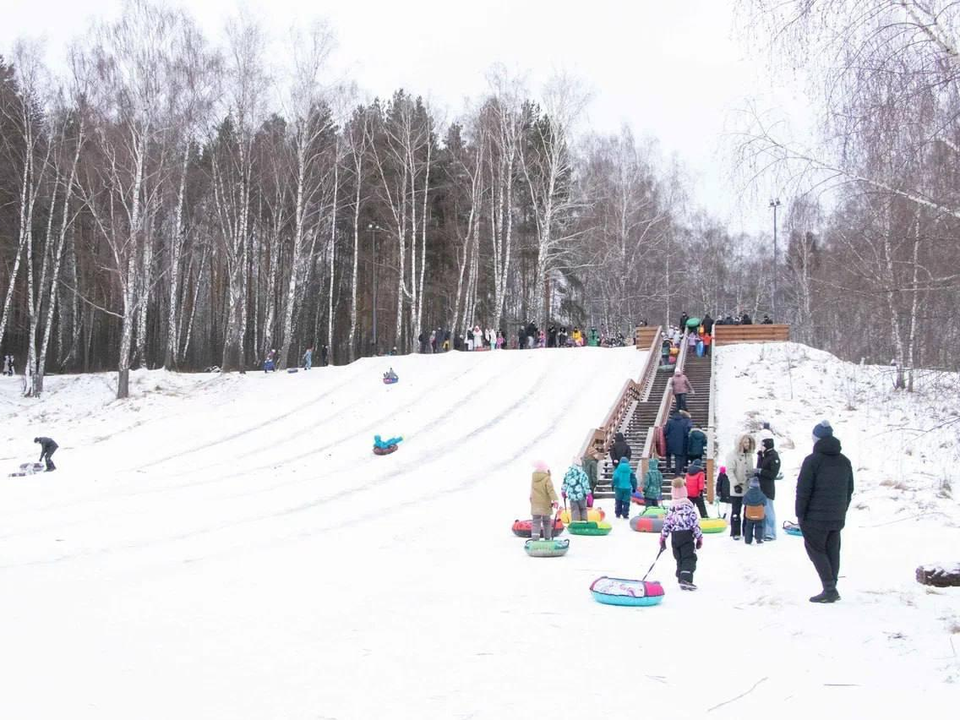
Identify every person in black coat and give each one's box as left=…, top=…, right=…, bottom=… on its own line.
left=547, top=325, right=557, bottom=348
left=757, top=434, right=781, bottom=540
left=679, top=312, right=689, bottom=332
left=609, top=431, right=632, bottom=466
left=663, top=410, right=692, bottom=475
left=35, top=437, right=58, bottom=471
left=796, top=420, right=854, bottom=604
left=740, top=312, right=752, bottom=325
left=702, top=313, right=714, bottom=334
left=320, top=345, right=329, bottom=366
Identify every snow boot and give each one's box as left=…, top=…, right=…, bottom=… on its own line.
left=679, top=580, right=698, bottom=591
left=809, top=589, right=840, bottom=603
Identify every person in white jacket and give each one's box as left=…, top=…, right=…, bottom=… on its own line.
left=724, top=432, right=756, bottom=540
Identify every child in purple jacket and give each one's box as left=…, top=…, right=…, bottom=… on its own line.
left=660, top=477, right=704, bottom=590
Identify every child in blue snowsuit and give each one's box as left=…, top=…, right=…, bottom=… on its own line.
left=374, top=434, right=403, bottom=449
left=660, top=477, right=704, bottom=589
left=612, top=457, right=636, bottom=519
left=742, top=475, right=767, bottom=545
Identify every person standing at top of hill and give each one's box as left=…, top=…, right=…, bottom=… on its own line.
left=762, top=315, right=773, bottom=324
left=670, top=369, right=694, bottom=412
left=796, top=420, right=854, bottom=604
left=740, top=311, right=753, bottom=325
left=679, top=312, right=689, bottom=332
left=609, top=432, right=632, bottom=467
left=702, top=313, right=714, bottom=334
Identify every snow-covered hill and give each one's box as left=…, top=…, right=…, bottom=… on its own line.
left=0, top=344, right=956, bottom=719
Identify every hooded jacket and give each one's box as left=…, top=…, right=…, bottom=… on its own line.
left=796, top=436, right=854, bottom=530
left=561, top=465, right=591, bottom=502
left=664, top=412, right=692, bottom=455
left=643, top=459, right=663, bottom=500
left=725, top=433, right=756, bottom=497
left=743, top=480, right=767, bottom=508
left=757, top=442, right=781, bottom=500
left=716, top=470, right=731, bottom=503
left=687, top=428, right=707, bottom=457
left=660, top=501, right=704, bottom=544
left=612, top=458, right=635, bottom=491
left=671, top=373, right=694, bottom=396
left=609, top=432, right=632, bottom=465
left=530, top=470, right=559, bottom=515
left=684, top=467, right=706, bottom=498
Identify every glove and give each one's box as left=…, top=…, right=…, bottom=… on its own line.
left=587, top=494, right=593, bottom=504
left=552, top=502, right=559, bottom=510
left=696, top=538, right=703, bottom=550
left=561, top=491, right=567, bottom=499
left=659, top=539, right=666, bottom=551
left=734, top=485, right=743, bottom=494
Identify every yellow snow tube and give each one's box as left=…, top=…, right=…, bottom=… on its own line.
left=561, top=507, right=605, bottom=524
left=699, top=518, right=727, bottom=534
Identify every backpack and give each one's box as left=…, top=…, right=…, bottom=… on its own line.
left=745, top=504, right=766, bottom=521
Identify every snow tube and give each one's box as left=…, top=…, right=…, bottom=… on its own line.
left=669, top=347, right=679, bottom=357
left=686, top=317, right=701, bottom=328
left=630, top=515, right=665, bottom=533
left=511, top=518, right=565, bottom=538
left=382, top=377, right=398, bottom=385
left=287, top=367, right=299, bottom=373
left=590, top=576, right=665, bottom=607
left=631, top=491, right=647, bottom=505
left=699, top=518, right=727, bottom=533
left=696, top=341, right=704, bottom=357
left=372, top=445, right=398, bottom=456
left=560, top=507, right=605, bottom=524
left=524, top=538, right=570, bottom=557
left=568, top=521, right=612, bottom=536
left=783, top=521, right=803, bottom=537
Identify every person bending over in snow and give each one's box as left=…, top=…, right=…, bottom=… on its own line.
left=660, top=477, right=703, bottom=590
left=530, top=461, right=559, bottom=540
left=561, top=457, right=592, bottom=522
left=35, top=436, right=58, bottom=471
left=373, top=434, right=403, bottom=449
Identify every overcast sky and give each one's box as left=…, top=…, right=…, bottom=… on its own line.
left=2, top=0, right=802, bottom=235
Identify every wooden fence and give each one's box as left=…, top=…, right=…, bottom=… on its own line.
left=713, top=324, right=789, bottom=346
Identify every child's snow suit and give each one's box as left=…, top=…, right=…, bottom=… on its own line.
left=561, top=466, right=591, bottom=502
left=612, top=457, right=634, bottom=518
left=643, top=459, right=664, bottom=505
left=743, top=482, right=767, bottom=544
left=374, top=435, right=403, bottom=449
left=530, top=470, right=559, bottom=540
left=660, top=500, right=704, bottom=585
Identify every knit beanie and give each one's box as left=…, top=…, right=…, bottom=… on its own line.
left=812, top=420, right=833, bottom=440
left=719, top=466, right=727, bottom=474
left=671, top=476, right=688, bottom=500
left=534, top=460, right=549, bottom=473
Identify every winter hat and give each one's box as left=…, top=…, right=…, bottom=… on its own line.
left=688, top=460, right=702, bottom=473
left=812, top=420, right=833, bottom=440
left=762, top=437, right=775, bottom=450
left=534, top=460, right=549, bottom=473
left=570, top=456, right=582, bottom=467
left=671, top=477, right=688, bottom=501
left=719, top=466, right=727, bottom=474
left=749, top=476, right=761, bottom=488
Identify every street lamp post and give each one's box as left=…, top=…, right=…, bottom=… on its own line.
left=368, top=223, right=382, bottom=353
left=769, top=198, right=781, bottom=322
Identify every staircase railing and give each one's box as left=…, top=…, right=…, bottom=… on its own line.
left=713, top=324, right=789, bottom=345
left=705, top=339, right=717, bottom=503
left=640, top=329, right=689, bottom=475
left=578, top=326, right=663, bottom=461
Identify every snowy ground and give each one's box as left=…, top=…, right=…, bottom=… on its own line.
left=0, top=344, right=957, bottom=719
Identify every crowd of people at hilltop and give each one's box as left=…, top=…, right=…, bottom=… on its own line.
left=417, top=322, right=630, bottom=353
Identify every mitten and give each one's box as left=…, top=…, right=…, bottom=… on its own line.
left=734, top=485, right=743, bottom=494
left=696, top=538, right=703, bottom=550
left=561, top=491, right=567, bottom=499
left=659, top=539, right=666, bottom=551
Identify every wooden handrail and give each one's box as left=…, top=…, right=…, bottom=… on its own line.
left=641, top=329, right=689, bottom=474
left=578, top=325, right=663, bottom=460
left=713, top=324, right=789, bottom=346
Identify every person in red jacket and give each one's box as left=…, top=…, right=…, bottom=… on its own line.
left=684, top=459, right=707, bottom=518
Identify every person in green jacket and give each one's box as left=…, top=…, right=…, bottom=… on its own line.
left=581, top=446, right=601, bottom=500
left=612, top=457, right=637, bottom=519
left=643, top=457, right=664, bottom=507
left=687, top=425, right=707, bottom=465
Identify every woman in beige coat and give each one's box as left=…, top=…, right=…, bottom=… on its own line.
left=530, top=461, right=559, bottom=540
left=725, top=433, right=756, bottom=540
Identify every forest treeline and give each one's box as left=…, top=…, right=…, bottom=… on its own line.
left=1, top=0, right=957, bottom=398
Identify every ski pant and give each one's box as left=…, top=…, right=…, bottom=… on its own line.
left=729, top=497, right=743, bottom=537
left=614, top=488, right=631, bottom=518
left=531, top=514, right=553, bottom=541
left=743, top=518, right=764, bottom=544
left=41, top=449, right=56, bottom=471
left=763, top=496, right=777, bottom=539
left=644, top=498, right=660, bottom=507
left=665, top=453, right=686, bottom=475
left=671, top=530, right=697, bottom=583
left=569, top=497, right=588, bottom=522
left=691, top=494, right=708, bottom=518
left=801, top=523, right=842, bottom=591
left=675, top=393, right=687, bottom=412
